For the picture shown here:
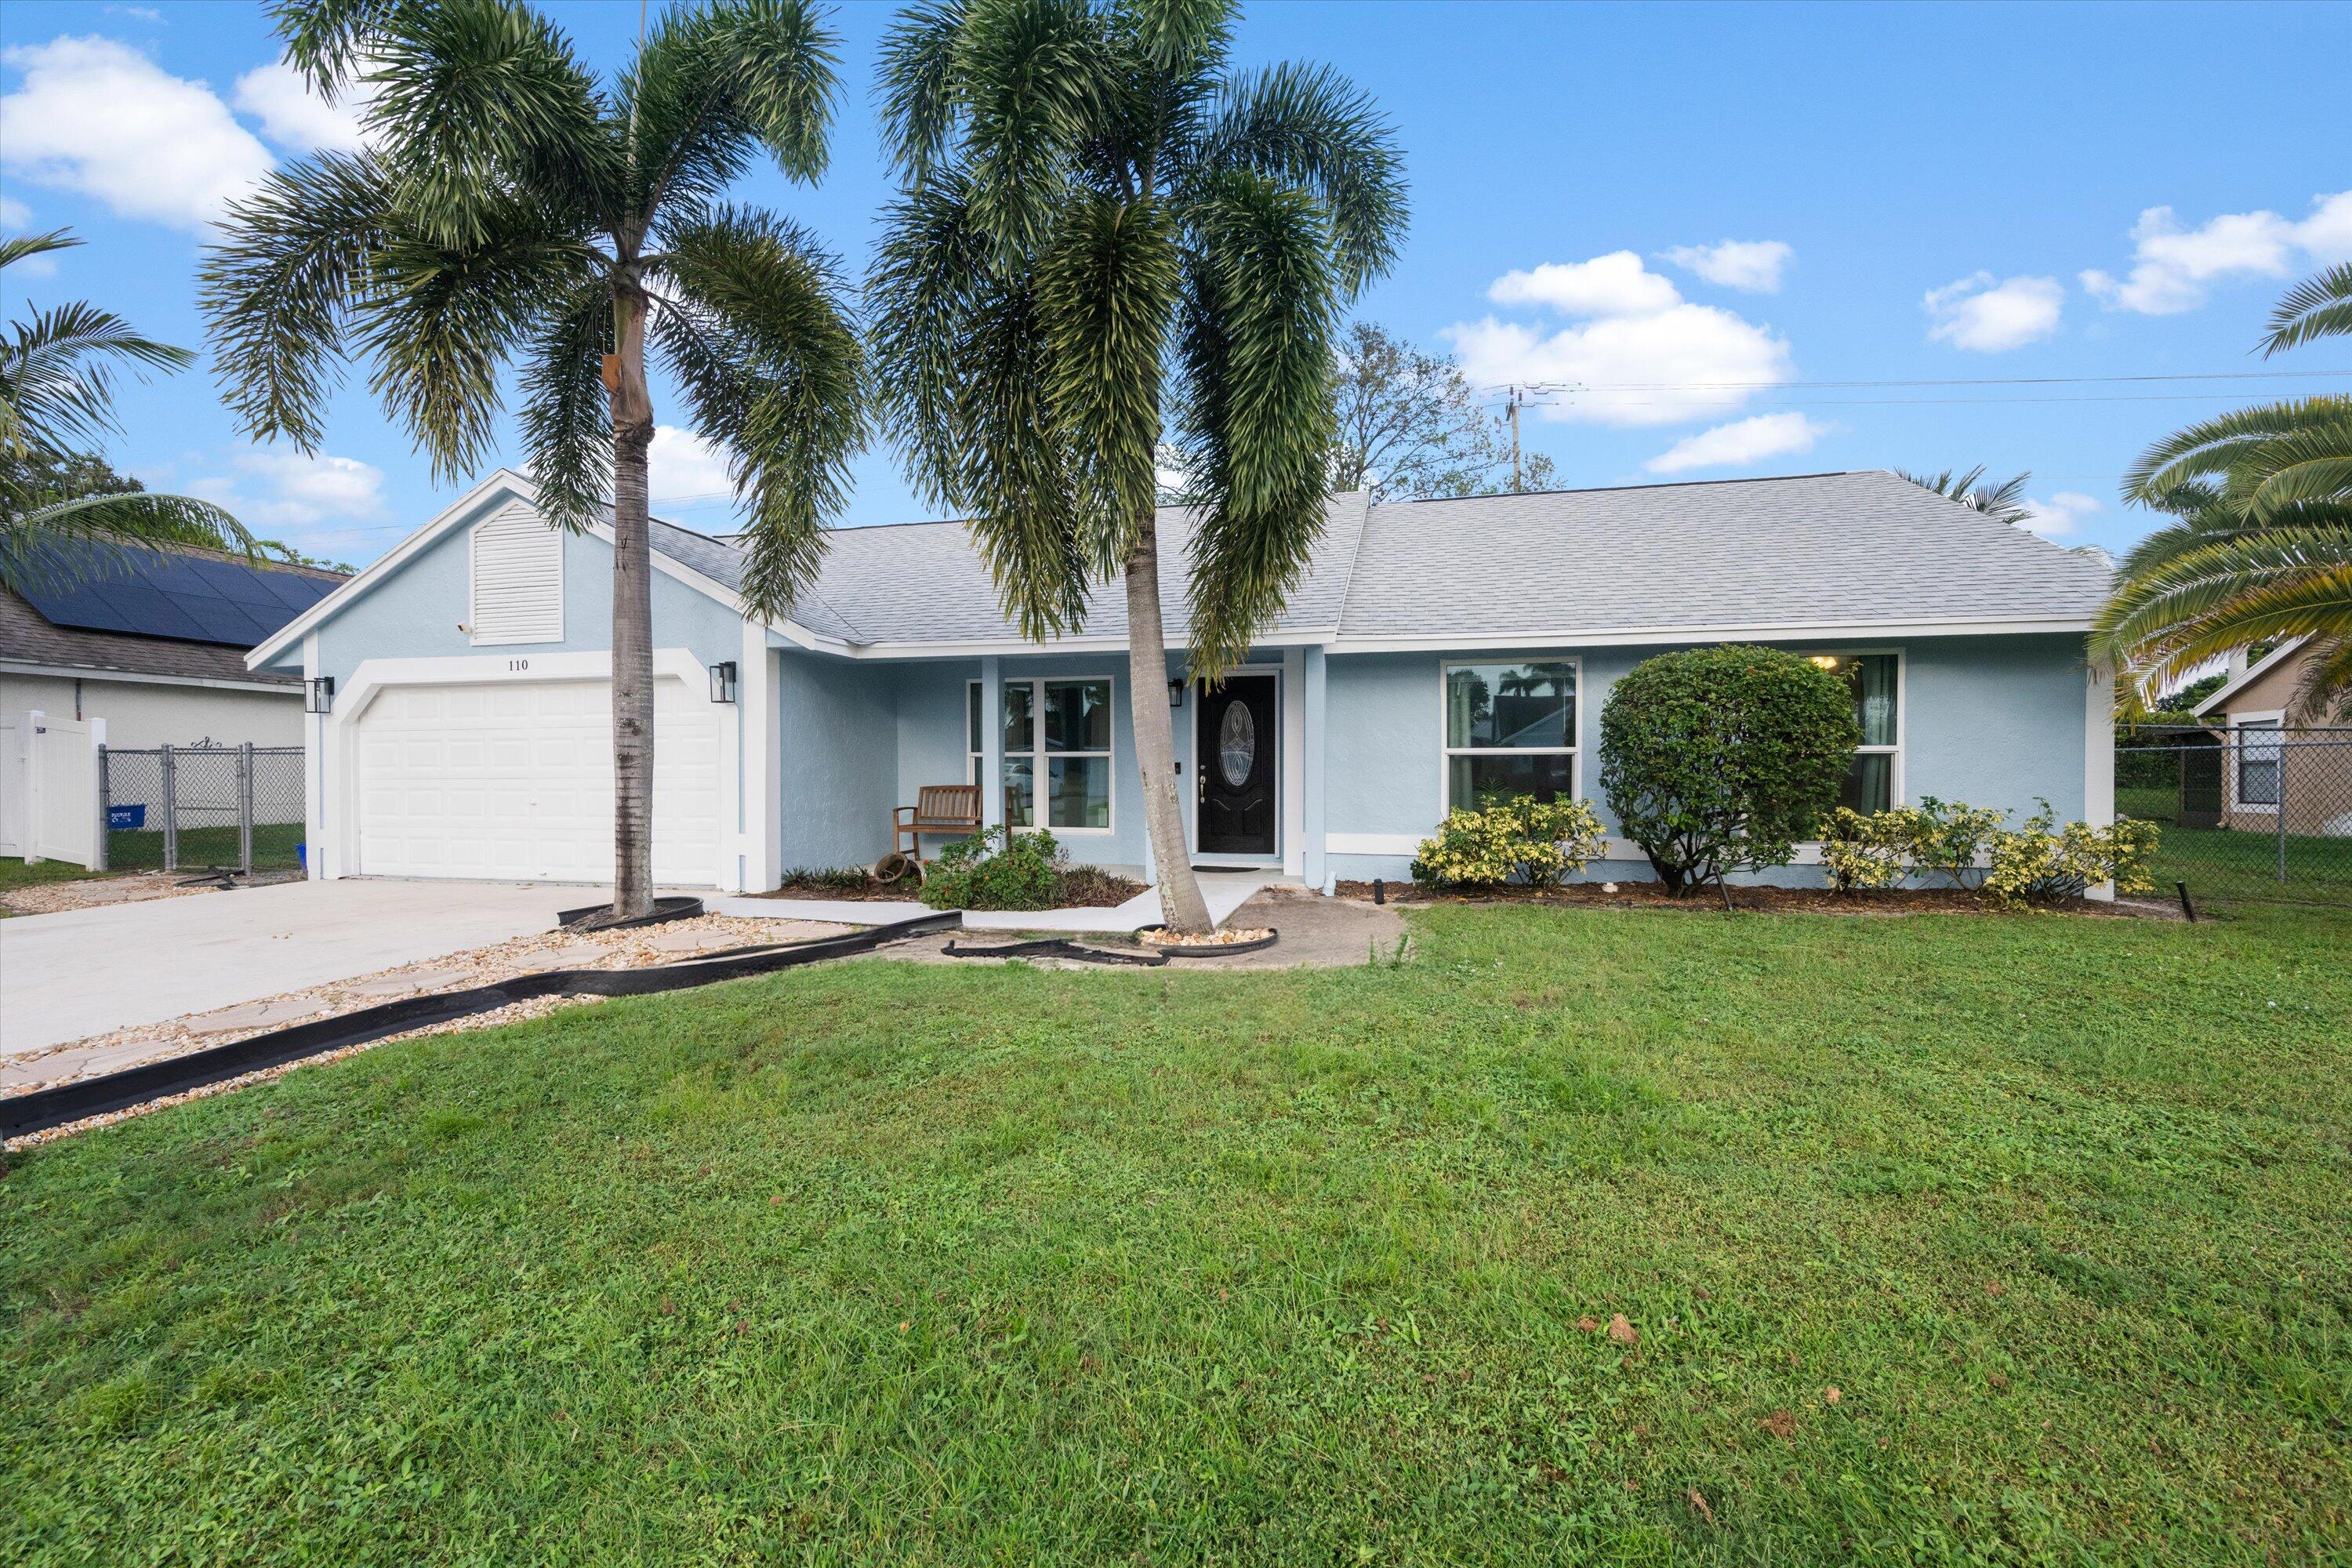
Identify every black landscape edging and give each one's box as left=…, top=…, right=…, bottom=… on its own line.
left=557, top=895, right=706, bottom=930
left=1129, top=925, right=1280, bottom=956
left=942, top=936, right=1169, bottom=967
left=2, top=911, right=961, bottom=1141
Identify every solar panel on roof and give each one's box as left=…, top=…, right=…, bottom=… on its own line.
left=11, top=538, right=341, bottom=648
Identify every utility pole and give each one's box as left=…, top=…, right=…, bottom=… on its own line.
left=1504, top=386, right=1523, bottom=493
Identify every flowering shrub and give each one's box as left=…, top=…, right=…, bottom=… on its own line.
left=1982, top=802, right=2161, bottom=906
left=1411, top=795, right=1609, bottom=890
left=1819, top=808, right=1909, bottom=892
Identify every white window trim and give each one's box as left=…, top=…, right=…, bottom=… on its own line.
left=1801, top=648, right=1907, bottom=812
left=2230, top=710, right=2284, bottom=813
left=1438, top=655, right=1583, bottom=815
left=996, top=674, right=1116, bottom=836
left=966, top=677, right=983, bottom=789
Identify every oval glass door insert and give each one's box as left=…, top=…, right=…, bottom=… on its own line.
left=1218, top=702, right=1256, bottom=786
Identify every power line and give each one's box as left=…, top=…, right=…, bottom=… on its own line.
left=1479, top=368, right=2352, bottom=395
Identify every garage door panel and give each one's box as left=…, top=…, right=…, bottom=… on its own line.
left=354, top=677, right=721, bottom=885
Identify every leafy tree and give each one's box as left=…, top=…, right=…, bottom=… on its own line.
left=2, top=230, right=253, bottom=588
left=1897, top=465, right=2034, bottom=529
left=867, top=0, right=1406, bottom=932
left=202, top=0, right=864, bottom=921
left=1327, top=321, right=1550, bottom=499
left=1598, top=645, right=1858, bottom=898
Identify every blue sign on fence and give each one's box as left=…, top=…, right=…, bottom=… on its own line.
left=107, top=803, right=147, bottom=830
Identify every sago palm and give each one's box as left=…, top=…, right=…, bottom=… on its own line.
left=866, top=0, right=1405, bottom=931
left=202, top=0, right=863, bottom=920
left=2, top=230, right=254, bottom=587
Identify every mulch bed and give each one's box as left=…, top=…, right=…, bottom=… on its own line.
left=1334, top=880, right=2159, bottom=919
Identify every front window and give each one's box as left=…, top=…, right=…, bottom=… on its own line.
left=1002, top=677, right=1112, bottom=830
left=1443, top=660, right=1577, bottom=811
left=1810, top=654, right=1900, bottom=812
left=2236, top=719, right=2281, bottom=808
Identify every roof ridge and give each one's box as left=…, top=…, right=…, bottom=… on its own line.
left=1376, top=470, right=1861, bottom=505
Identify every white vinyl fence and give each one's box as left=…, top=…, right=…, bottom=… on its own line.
left=0, top=710, right=107, bottom=869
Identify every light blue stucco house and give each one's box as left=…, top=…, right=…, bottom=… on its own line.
left=246, top=466, right=2116, bottom=895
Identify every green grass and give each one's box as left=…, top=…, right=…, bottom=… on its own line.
left=0, top=857, right=111, bottom=895
left=2121, top=816, right=2352, bottom=910
left=5, top=903, right=2349, bottom=1564
left=102, top=820, right=304, bottom=872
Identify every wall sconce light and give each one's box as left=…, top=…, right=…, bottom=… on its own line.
left=305, top=675, right=335, bottom=714
left=709, top=660, right=738, bottom=703
left=1168, top=678, right=1186, bottom=709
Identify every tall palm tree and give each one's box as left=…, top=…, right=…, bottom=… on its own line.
left=202, top=0, right=864, bottom=922
left=2094, top=267, right=2352, bottom=720
left=1896, top=465, right=2034, bottom=529
left=2, top=230, right=254, bottom=586
left=867, top=0, right=1405, bottom=932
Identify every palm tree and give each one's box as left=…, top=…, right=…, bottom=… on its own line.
left=201, top=0, right=864, bottom=922
left=2, top=230, right=254, bottom=587
left=866, top=0, right=1406, bottom=932
left=1896, top=465, right=2034, bottom=529
left=2093, top=269, right=2352, bottom=719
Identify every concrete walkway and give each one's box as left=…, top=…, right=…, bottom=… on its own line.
left=1, top=879, right=593, bottom=1056
left=711, top=869, right=1277, bottom=933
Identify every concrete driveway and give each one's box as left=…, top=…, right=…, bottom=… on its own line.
left=1, top=880, right=595, bottom=1056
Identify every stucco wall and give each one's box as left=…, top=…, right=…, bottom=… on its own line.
left=313, top=509, right=742, bottom=685
left=777, top=652, right=900, bottom=869
left=0, top=672, right=301, bottom=750
left=1323, top=633, right=2096, bottom=885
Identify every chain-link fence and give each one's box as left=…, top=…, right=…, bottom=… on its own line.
left=2116, top=727, right=2352, bottom=909
left=99, top=744, right=305, bottom=873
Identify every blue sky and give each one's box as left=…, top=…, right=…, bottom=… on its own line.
left=2, top=0, right=2347, bottom=568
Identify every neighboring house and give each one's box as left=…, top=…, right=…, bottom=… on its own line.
left=246, top=467, right=2116, bottom=895
left=2190, top=637, right=2352, bottom=837
left=1, top=540, right=344, bottom=749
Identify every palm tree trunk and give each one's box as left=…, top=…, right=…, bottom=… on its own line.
left=608, top=284, right=657, bottom=921
left=1124, top=507, right=1214, bottom=933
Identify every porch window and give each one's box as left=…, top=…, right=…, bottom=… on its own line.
left=1443, top=660, right=1577, bottom=811
left=1809, top=653, right=1900, bottom=813
left=1001, top=677, right=1112, bottom=831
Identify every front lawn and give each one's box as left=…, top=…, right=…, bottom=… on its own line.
left=0, top=858, right=110, bottom=897
left=5, top=902, right=2347, bottom=1564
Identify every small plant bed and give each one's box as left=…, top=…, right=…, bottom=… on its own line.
left=757, top=869, right=916, bottom=902
left=1136, top=925, right=1278, bottom=952
left=920, top=828, right=1146, bottom=912
left=1338, top=880, right=2155, bottom=918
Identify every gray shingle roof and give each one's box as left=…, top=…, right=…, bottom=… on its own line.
left=648, top=471, right=2107, bottom=650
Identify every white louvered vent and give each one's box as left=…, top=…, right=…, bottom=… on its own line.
left=469, top=503, right=563, bottom=645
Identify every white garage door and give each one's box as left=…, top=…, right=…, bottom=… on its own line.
left=353, top=677, right=722, bottom=884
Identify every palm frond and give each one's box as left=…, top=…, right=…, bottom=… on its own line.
left=652, top=207, right=863, bottom=618
left=2285, top=633, right=2352, bottom=724
left=1118, top=0, right=1236, bottom=74
left=1036, top=193, right=1181, bottom=573
left=3, top=292, right=197, bottom=462
left=2261, top=263, right=2352, bottom=358
left=626, top=0, right=840, bottom=216
left=270, top=0, right=403, bottom=96
left=0, top=494, right=256, bottom=592
left=1174, top=172, right=1338, bottom=675
left=516, top=281, right=614, bottom=534
left=2091, top=526, right=2352, bottom=686
left=2122, top=395, right=2352, bottom=503
left=201, top=151, right=395, bottom=453
left=2234, top=417, right=2352, bottom=522
left=866, top=175, right=994, bottom=512
left=0, top=229, right=82, bottom=274
left=950, top=0, right=1114, bottom=270
left=876, top=1, right=970, bottom=182
left=1188, top=61, right=1406, bottom=296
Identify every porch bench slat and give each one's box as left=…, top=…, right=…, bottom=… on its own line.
left=895, top=784, right=982, bottom=861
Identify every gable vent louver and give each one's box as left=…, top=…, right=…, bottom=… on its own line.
left=469, top=503, right=563, bottom=645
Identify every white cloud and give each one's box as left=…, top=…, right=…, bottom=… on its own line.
left=1643, top=412, right=1831, bottom=475
left=1923, top=272, right=2064, bottom=352
left=1659, top=239, right=1793, bottom=293
left=191, top=449, right=390, bottom=532
left=1488, top=251, right=1683, bottom=316
left=232, top=60, right=372, bottom=154
left=0, top=37, right=273, bottom=232
left=2081, top=192, right=2351, bottom=315
left=649, top=426, right=736, bottom=505
left=2020, top=491, right=2101, bottom=538
left=1447, top=251, right=1793, bottom=428
left=0, top=194, right=30, bottom=228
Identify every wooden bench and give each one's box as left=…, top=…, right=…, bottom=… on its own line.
left=894, top=783, right=982, bottom=861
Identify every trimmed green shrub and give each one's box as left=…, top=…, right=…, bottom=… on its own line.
left=921, top=826, right=1064, bottom=911
left=1411, top=795, right=1609, bottom=890
left=1599, top=645, right=1859, bottom=896
left=1984, top=802, right=2161, bottom=906
left=1819, top=807, right=1910, bottom=892
left=1821, top=799, right=2163, bottom=904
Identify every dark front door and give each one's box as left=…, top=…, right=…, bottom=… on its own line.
left=1196, top=675, right=1277, bottom=857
